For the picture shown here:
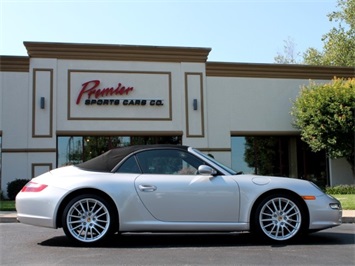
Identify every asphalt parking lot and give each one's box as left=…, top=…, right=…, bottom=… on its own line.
left=0, top=223, right=354, bottom=266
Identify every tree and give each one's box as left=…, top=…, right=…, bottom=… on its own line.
left=83, top=136, right=125, bottom=161
left=244, top=136, right=291, bottom=177
left=244, top=137, right=278, bottom=175
left=274, top=37, right=301, bottom=64
left=303, top=0, right=355, bottom=66
left=291, top=78, right=355, bottom=175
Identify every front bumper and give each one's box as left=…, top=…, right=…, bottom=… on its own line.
left=307, top=194, right=342, bottom=230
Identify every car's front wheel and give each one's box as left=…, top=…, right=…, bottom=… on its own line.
left=62, top=194, right=115, bottom=244
left=253, top=193, right=305, bottom=242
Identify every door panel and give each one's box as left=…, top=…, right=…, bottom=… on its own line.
left=135, top=174, right=240, bottom=222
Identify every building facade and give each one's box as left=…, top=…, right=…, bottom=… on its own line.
left=0, top=42, right=354, bottom=197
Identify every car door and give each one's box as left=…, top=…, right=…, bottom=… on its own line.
left=133, top=149, right=240, bottom=222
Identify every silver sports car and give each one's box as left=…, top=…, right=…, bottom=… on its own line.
left=16, top=145, right=342, bottom=244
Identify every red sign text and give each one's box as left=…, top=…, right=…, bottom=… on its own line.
left=76, top=80, right=134, bottom=104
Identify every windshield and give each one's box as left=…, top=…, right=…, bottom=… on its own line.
left=191, top=148, right=237, bottom=175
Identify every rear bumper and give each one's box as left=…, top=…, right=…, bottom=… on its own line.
left=15, top=186, right=66, bottom=229
left=16, top=213, right=55, bottom=228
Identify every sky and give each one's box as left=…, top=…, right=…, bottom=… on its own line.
left=0, top=0, right=339, bottom=63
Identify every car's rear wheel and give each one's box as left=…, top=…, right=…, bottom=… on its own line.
left=62, top=194, right=114, bottom=244
left=253, top=193, right=305, bottom=242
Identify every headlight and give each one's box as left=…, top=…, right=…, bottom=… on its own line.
left=329, top=203, right=341, bottom=210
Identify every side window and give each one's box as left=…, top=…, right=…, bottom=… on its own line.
left=136, top=149, right=204, bottom=175
left=115, top=156, right=141, bottom=174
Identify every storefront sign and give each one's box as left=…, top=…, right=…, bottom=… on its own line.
left=76, top=80, right=164, bottom=107
left=76, top=80, right=133, bottom=104
left=68, top=70, right=171, bottom=120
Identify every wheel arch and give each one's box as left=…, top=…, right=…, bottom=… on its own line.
left=55, top=188, right=119, bottom=230
left=249, top=189, right=310, bottom=232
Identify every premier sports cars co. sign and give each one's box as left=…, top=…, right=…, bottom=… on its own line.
left=68, top=71, right=171, bottom=120
left=76, top=80, right=164, bottom=107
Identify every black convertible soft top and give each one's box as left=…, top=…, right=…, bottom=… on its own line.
left=76, top=144, right=188, bottom=172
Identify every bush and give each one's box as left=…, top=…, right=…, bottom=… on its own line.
left=325, top=184, right=355, bottom=195
left=7, top=179, right=30, bottom=200
left=291, top=78, right=355, bottom=173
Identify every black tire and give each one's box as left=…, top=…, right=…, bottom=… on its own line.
left=62, top=194, right=115, bottom=244
left=252, top=193, right=306, bottom=242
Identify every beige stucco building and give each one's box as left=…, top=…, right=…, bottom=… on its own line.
left=0, top=42, right=354, bottom=196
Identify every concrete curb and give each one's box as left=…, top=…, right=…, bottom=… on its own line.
left=0, top=212, right=18, bottom=223
left=1, top=211, right=354, bottom=224
left=342, top=217, right=355, bottom=223
left=0, top=217, right=17, bottom=223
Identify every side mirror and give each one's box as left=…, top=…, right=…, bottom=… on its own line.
left=198, top=165, right=217, bottom=176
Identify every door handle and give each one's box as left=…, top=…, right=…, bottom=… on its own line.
left=138, top=184, right=157, bottom=192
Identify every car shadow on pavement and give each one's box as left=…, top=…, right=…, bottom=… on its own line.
left=38, top=231, right=355, bottom=248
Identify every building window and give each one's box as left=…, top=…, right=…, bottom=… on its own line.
left=58, top=136, right=83, bottom=167
left=231, top=136, right=328, bottom=188
left=57, top=136, right=129, bottom=167
left=57, top=135, right=181, bottom=167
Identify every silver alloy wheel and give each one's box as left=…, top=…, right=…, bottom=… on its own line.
left=259, top=197, right=302, bottom=241
left=66, top=197, right=111, bottom=243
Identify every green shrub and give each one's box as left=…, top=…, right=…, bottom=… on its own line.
left=325, top=184, right=355, bottom=195
left=7, top=179, right=30, bottom=200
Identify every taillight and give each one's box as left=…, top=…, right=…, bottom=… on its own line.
left=21, top=181, right=48, bottom=192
